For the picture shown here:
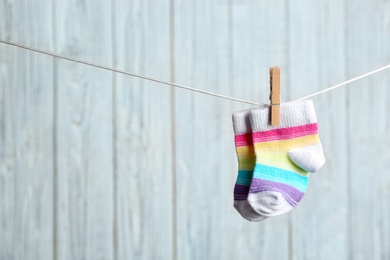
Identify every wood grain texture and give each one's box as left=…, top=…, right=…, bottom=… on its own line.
left=54, top=2, right=114, bottom=259
left=113, top=1, right=173, bottom=259
left=0, top=1, right=54, bottom=259
left=372, top=3, right=390, bottom=258
left=0, top=0, right=390, bottom=259
left=288, top=1, right=350, bottom=259
left=173, top=3, right=234, bottom=259
left=173, top=1, right=290, bottom=259
left=346, top=1, right=390, bottom=259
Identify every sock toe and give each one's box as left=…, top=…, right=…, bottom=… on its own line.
left=288, top=144, right=325, bottom=173
left=248, top=191, right=294, bottom=217
left=234, top=200, right=267, bottom=221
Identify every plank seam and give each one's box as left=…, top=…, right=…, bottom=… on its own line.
left=169, top=1, right=178, bottom=259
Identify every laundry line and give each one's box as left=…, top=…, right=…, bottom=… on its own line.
left=1, top=39, right=389, bottom=105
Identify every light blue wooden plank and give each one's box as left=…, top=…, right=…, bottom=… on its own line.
left=54, top=2, right=114, bottom=259
left=173, top=3, right=234, bottom=259
left=371, top=4, right=390, bottom=257
left=0, top=1, right=54, bottom=259
left=174, top=1, right=289, bottom=259
left=288, top=1, right=350, bottom=259
left=113, top=1, right=173, bottom=259
left=346, top=1, right=390, bottom=259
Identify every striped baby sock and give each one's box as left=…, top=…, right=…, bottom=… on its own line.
left=247, top=100, right=325, bottom=217
left=232, top=110, right=266, bottom=221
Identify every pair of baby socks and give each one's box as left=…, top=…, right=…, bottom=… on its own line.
left=232, top=100, right=325, bottom=221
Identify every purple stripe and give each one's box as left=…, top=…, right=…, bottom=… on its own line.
left=234, top=184, right=250, bottom=200
left=249, top=178, right=305, bottom=206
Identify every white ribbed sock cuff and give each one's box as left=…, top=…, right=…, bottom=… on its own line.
left=232, top=110, right=252, bottom=135
left=249, top=100, right=318, bottom=132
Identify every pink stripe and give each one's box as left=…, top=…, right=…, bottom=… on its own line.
left=235, top=133, right=252, bottom=147
left=253, top=123, right=318, bottom=142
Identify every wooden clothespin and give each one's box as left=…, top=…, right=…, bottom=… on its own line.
left=269, top=67, right=280, bottom=126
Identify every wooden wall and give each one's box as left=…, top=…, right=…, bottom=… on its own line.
left=1, top=0, right=390, bottom=259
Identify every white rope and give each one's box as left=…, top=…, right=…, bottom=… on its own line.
left=293, top=63, right=390, bottom=101
left=1, top=39, right=389, bottom=105
left=0, top=39, right=261, bottom=106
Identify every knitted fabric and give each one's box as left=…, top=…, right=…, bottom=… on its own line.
left=232, top=109, right=266, bottom=221
left=247, top=100, right=325, bottom=217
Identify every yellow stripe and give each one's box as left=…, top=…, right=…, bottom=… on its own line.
left=254, top=134, right=319, bottom=152
left=236, top=145, right=255, bottom=157
left=236, top=145, right=255, bottom=170
left=256, top=152, right=309, bottom=177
